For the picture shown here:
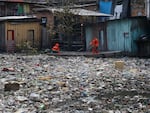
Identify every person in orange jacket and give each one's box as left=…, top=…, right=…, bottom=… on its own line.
left=52, top=43, right=60, bottom=53
left=90, top=37, right=99, bottom=54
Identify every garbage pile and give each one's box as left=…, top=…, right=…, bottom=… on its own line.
left=0, top=54, right=150, bottom=113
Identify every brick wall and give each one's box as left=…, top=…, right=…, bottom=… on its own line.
left=34, top=11, right=54, bottom=28
left=131, top=0, right=146, bottom=16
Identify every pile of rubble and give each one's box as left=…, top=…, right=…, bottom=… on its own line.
left=0, top=54, right=150, bottom=113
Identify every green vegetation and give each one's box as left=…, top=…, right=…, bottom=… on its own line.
left=16, top=41, right=38, bottom=54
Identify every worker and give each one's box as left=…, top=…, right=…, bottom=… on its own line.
left=52, top=43, right=60, bottom=53
left=90, top=37, right=99, bottom=54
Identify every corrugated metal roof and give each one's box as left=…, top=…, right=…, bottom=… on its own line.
left=70, top=9, right=112, bottom=16
left=0, top=0, right=23, bottom=2
left=35, top=8, right=112, bottom=17
left=0, top=0, right=47, bottom=4
left=0, top=16, right=37, bottom=21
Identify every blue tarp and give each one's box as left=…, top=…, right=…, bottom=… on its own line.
left=99, top=1, right=112, bottom=14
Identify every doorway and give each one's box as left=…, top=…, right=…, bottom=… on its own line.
left=7, top=30, right=15, bottom=52
left=27, top=30, right=34, bottom=47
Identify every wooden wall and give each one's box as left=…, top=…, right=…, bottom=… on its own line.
left=107, top=17, right=148, bottom=54
left=0, top=22, right=6, bottom=51
left=5, top=21, right=41, bottom=48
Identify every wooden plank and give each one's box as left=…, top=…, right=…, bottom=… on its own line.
left=7, top=40, right=15, bottom=53
left=47, top=51, right=122, bottom=57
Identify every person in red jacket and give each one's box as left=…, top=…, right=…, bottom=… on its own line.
left=52, top=43, right=60, bottom=53
left=90, top=37, right=99, bottom=54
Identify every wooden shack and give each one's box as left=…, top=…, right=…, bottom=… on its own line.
left=0, top=16, right=41, bottom=52
left=107, top=17, right=149, bottom=55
